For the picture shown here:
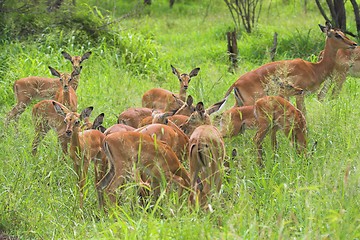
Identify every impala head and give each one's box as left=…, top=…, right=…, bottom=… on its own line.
left=53, top=101, right=93, bottom=137
left=62, top=51, right=92, bottom=73
left=319, top=22, right=357, bottom=50
left=180, top=99, right=225, bottom=136
left=49, top=66, right=81, bottom=91
left=278, top=81, right=304, bottom=96
left=173, top=95, right=196, bottom=116
left=171, top=65, right=200, bottom=91
left=152, top=110, right=173, bottom=124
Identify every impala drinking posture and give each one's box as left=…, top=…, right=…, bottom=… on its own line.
left=142, top=65, right=200, bottom=111
left=53, top=102, right=107, bottom=208
left=317, top=46, right=360, bottom=100
left=96, top=131, right=191, bottom=207
left=253, top=96, right=307, bottom=167
left=223, top=22, right=357, bottom=114
left=180, top=101, right=225, bottom=208
left=5, top=51, right=91, bottom=125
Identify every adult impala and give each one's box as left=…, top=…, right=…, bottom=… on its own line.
left=180, top=101, right=225, bottom=209
left=254, top=96, right=307, bottom=167
left=53, top=102, right=107, bottom=208
left=317, top=46, right=360, bottom=100
left=5, top=51, right=91, bottom=125
left=142, top=65, right=200, bottom=111
left=223, top=22, right=357, bottom=114
left=96, top=131, right=191, bottom=207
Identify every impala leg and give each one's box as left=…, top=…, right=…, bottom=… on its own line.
left=317, top=76, right=333, bottom=101
left=5, top=100, right=29, bottom=127
left=295, top=94, right=306, bottom=116
left=331, top=73, right=347, bottom=98
left=32, top=121, right=50, bottom=156
left=254, top=124, right=270, bottom=167
left=270, top=126, right=279, bottom=153
left=78, top=156, right=90, bottom=208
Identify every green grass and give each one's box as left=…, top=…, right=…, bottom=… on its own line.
left=1, top=0, right=360, bottom=239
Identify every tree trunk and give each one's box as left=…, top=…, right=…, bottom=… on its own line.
left=227, top=31, right=238, bottom=72
left=350, top=0, right=360, bottom=38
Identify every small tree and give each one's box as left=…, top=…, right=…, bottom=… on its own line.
left=223, top=0, right=263, bottom=33
left=315, top=0, right=358, bottom=38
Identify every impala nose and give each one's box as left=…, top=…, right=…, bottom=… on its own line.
left=66, top=130, right=72, bottom=137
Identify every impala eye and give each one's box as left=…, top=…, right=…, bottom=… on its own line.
left=335, top=34, right=342, bottom=39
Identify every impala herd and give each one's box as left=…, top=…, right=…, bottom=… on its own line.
left=4, top=22, right=359, bottom=210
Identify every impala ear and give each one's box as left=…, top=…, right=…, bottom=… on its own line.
left=189, top=67, right=200, bottom=78
left=98, top=125, right=107, bottom=133
left=206, top=98, right=226, bottom=115
left=52, top=101, right=66, bottom=117
left=186, top=95, right=194, bottom=106
left=49, top=66, right=60, bottom=78
left=171, top=64, right=181, bottom=78
left=61, top=51, right=72, bottom=61
left=196, top=102, right=205, bottom=116
left=81, top=51, right=92, bottom=62
left=80, top=106, right=94, bottom=120
left=92, top=113, right=105, bottom=130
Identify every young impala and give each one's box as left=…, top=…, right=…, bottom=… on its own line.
left=317, top=46, right=360, bottom=100
left=180, top=100, right=226, bottom=209
left=53, top=102, right=107, bottom=208
left=96, top=131, right=191, bottom=208
left=5, top=51, right=91, bottom=125
left=142, top=65, right=200, bottom=111
left=223, top=22, right=357, bottom=114
left=253, top=96, right=307, bottom=167
left=31, top=67, right=79, bottom=155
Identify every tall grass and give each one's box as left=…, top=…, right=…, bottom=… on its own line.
left=1, top=0, right=360, bottom=239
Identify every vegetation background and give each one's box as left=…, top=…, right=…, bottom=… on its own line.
left=0, top=0, right=359, bottom=239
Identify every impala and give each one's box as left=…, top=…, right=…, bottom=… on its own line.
left=317, top=46, right=360, bottom=100
left=103, top=124, right=136, bottom=136
left=31, top=67, right=79, bottom=155
left=5, top=51, right=91, bottom=125
left=138, top=109, right=190, bottom=128
left=223, top=22, right=357, bottom=114
left=180, top=101, right=225, bottom=209
left=136, top=121, right=190, bottom=162
left=118, top=95, right=195, bottom=128
left=49, top=66, right=78, bottom=112
left=219, top=85, right=303, bottom=138
left=254, top=96, right=307, bottom=167
left=53, top=102, right=107, bottom=208
left=96, top=131, right=191, bottom=207
left=142, top=65, right=200, bottom=111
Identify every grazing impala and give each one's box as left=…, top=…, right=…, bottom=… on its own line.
left=142, top=65, right=200, bottom=111
left=180, top=101, right=225, bottom=208
left=118, top=95, right=195, bottom=128
left=219, top=85, right=303, bottom=138
left=136, top=121, right=190, bottom=162
left=5, top=51, right=91, bottom=125
left=254, top=96, right=307, bottom=167
left=223, top=22, right=357, bottom=114
left=53, top=102, right=107, bottom=208
left=31, top=67, right=79, bottom=155
left=317, top=46, right=360, bottom=100
left=96, top=131, right=191, bottom=207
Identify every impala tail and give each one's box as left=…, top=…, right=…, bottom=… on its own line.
left=97, top=140, right=115, bottom=191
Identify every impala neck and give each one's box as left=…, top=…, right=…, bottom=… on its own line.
left=179, top=88, right=187, bottom=102
left=71, top=126, right=81, bottom=152
left=315, top=37, right=341, bottom=79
